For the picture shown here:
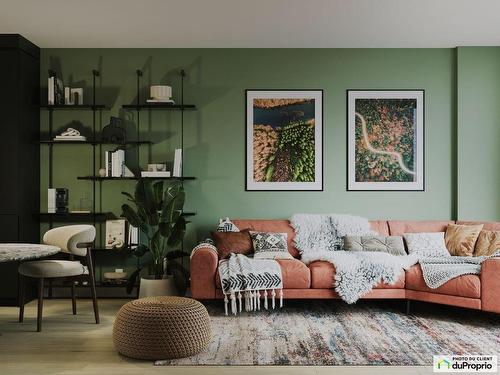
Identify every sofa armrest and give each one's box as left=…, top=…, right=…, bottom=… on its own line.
left=190, top=246, right=219, bottom=299
left=481, top=258, right=500, bottom=313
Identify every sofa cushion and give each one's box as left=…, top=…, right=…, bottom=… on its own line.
left=405, top=264, right=480, bottom=298
left=445, top=223, right=483, bottom=256
left=215, top=258, right=310, bottom=289
left=211, top=229, right=253, bottom=259
left=232, top=220, right=299, bottom=257
left=474, top=230, right=500, bottom=257
left=456, top=220, right=500, bottom=231
left=344, top=235, right=406, bottom=255
left=309, top=261, right=405, bottom=289
left=388, top=220, right=453, bottom=236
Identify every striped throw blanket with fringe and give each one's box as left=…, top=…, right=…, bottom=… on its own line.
left=218, top=253, right=283, bottom=315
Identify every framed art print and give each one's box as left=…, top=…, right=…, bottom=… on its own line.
left=246, top=90, right=323, bottom=191
left=347, top=90, right=424, bottom=191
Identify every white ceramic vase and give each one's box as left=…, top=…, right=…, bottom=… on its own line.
left=138, top=275, right=178, bottom=298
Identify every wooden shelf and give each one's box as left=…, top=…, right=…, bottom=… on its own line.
left=37, top=212, right=116, bottom=222
left=77, top=176, right=196, bottom=181
left=40, top=104, right=109, bottom=110
left=122, top=104, right=196, bottom=110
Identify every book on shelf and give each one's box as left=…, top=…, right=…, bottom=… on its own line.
left=127, top=225, right=138, bottom=249
left=140, top=171, right=171, bottom=178
left=105, top=149, right=126, bottom=177
left=173, top=148, right=183, bottom=177
left=111, top=149, right=125, bottom=177
left=48, top=74, right=64, bottom=105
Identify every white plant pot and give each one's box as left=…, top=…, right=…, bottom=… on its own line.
left=138, top=275, right=178, bottom=298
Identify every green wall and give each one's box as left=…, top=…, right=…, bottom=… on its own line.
left=40, top=48, right=460, bottom=274
left=457, top=47, right=500, bottom=221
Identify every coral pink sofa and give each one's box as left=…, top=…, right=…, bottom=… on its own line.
left=191, top=219, right=500, bottom=314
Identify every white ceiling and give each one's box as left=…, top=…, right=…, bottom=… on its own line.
left=1, top=0, right=500, bottom=48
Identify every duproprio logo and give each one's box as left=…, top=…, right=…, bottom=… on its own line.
left=437, top=358, right=451, bottom=370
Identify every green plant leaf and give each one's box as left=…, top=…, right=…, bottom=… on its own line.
left=133, top=244, right=149, bottom=257
left=159, top=222, right=172, bottom=238
left=152, top=181, right=164, bottom=207
left=121, top=191, right=135, bottom=202
left=160, top=188, right=185, bottom=225
left=121, top=204, right=146, bottom=232
left=168, top=259, right=189, bottom=296
left=126, top=268, right=141, bottom=295
left=135, top=179, right=158, bottom=225
left=167, top=217, right=186, bottom=248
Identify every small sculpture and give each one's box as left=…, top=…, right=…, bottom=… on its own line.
left=102, top=117, right=126, bottom=143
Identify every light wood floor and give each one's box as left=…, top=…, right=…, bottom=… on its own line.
left=0, top=299, right=434, bottom=375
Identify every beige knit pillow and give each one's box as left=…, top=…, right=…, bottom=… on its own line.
left=445, top=224, right=483, bottom=256
left=474, top=230, right=500, bottom=257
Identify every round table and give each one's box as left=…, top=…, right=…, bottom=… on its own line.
left=0, top=244, right=60, bottom=263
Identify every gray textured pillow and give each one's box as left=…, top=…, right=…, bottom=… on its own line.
left=344, top=235, right=406, bottom=256
left=249, top=231, right=293, bottom=259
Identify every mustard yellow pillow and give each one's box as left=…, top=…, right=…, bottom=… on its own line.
left=445, top=224, right=483, bottom=256
left=474, top=230, right=500, bottom=257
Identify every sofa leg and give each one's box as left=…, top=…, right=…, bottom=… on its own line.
left=406, top=300, right=411, bottom=315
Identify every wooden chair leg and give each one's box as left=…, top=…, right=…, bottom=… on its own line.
left=37, top=278, right=44, bottom=332
left=18, top=274, right=25, bottom=323
left=86, top=250, right=99, bottom=324
left=71, top=280, right=77, bottom=315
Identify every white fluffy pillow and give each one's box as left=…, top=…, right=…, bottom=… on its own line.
left=403, top=232, right=450, bottom=257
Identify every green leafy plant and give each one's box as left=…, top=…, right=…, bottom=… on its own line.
left=121, top=179, right=189, bottom=294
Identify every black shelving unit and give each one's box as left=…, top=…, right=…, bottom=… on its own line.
left=39, top=68, right=196, bottom=296
left=121, top=68, right=196, bottom=207
left=40, top=70, right=112, bottom=229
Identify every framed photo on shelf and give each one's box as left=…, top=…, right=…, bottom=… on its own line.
left=347, top=90, right=424, bottom=191
left=246, top=89, right=323, bottom=191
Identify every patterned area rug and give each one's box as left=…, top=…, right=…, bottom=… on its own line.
left=155, top=301, right=500, bottom=366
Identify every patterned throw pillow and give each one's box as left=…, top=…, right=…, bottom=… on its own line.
left=474, top=230, right=500, bottom=257
left=403, top=232, right=450, bottom=257
left=344, top=235, right=406, bottom=256
left=445, top=223, right=483, bottom=256
left=249, top=231, right=293, bottom=259
left=217, top=217, right=240, bottom=232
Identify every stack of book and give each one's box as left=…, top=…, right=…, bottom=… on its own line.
left=48, top=75, right=64, bottom=105
left=105, top=149, right=126, bottom=177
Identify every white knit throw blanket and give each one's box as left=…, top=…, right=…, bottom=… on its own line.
left=290, top=213, right=374, bottom=254
left=419, top=253, right=500, bottom=289
left=218, top=254, right=283, bottom=315
left=302, top=251, right=418, bottom=303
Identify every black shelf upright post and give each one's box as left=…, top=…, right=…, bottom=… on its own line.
left=180, top=69, right=186, bottom=270
left=135, top=69, right=142, bottom=280
left=92, top=69, right=99, bottom=245
left=136, top=70, right=142, bottom=173
left=47, top=70, right=56, bottom=230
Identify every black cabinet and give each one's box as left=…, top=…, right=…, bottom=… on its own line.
left=0, top=34, right=40, bottom=305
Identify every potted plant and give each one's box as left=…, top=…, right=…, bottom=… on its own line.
left=121, top=179, right=189, bottom=297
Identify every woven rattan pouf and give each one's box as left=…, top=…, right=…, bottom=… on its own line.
left=113, top=296, right=212, bottom=360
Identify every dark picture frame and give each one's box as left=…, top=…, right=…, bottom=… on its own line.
left=346, top=89, right=425, bottom=191
left=245, top=89, right=324, bottom=191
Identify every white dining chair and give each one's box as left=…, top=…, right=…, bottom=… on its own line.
left=18, top=225, right=99, bottom=332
